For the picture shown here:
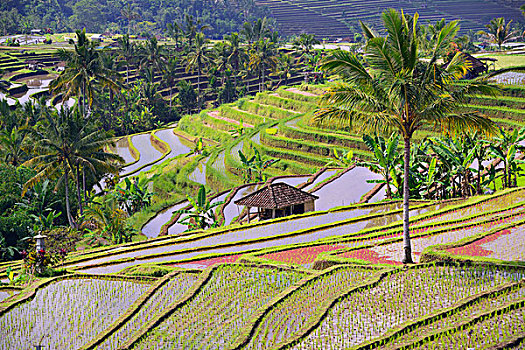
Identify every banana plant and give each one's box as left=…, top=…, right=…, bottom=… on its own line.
left=359, top=133, right=401, bottom=199
left=332, top=148, right=354, bottom=167
left=113, top=176, right=155, bottom=215
left=229, top=119, right=245, bottom=138
left=175, top=185, right=224, bottom=231
left=238, top=148, right=279, bottom=183
left=489, top=127, right=525, bottom=188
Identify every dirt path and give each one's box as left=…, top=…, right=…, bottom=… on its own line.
left=208, top=111, right=254, bottom=128
left=285, top=87, right=319, bottom=97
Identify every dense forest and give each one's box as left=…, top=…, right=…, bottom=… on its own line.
left=0, top=0, right=272, bottom=37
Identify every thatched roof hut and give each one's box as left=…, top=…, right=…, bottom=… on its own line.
left=443, top=52, right=488, bottom=79
left=234, top=182, right=318, bottom=222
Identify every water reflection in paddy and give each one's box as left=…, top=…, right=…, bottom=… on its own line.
left=141, top=201, right=189, bottom=238
left=71, top=202, right=405, bottom=268
left=122, top=133, right=163, bottom=174
left=155, top=128, right=191, bottom=160
left=77, top=206, right=427, bottom=274
left=271, top=175, right=311, bottom=187
left=312, top=167, right=382, bottom=210
left=110, top=137, right=135, bottom=165
left=189, top=157, right=209, bottom=185
left=301, top=169, right=340, bottom=193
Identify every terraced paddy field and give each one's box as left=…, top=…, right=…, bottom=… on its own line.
left=256, top=0, right=524, bottom=39
left=4, top=187, right=525, bottom=349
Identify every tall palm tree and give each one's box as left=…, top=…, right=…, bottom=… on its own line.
left=226, top=32, right=248, bottom=87
left=50, top=29, right=121, bottom=119
left=478, top=17, right=519, bottom=50
left=0, top=126, right=29, bottom=167
left=117, top=34, right=136, bottom=84
left=248, top=38, right=278, bottom=92
left=139, top=36, right=166, bottom=73
left=316, top=10, right=496, bottom=263
left=184, top=32, right=213, bottom=107
left=120, top=3, right=140, bottom=35
left=292, top=33, right=320, bottom=60
left=23, top=108, right=78, bottom=227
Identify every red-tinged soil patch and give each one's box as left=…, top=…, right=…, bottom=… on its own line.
left=208, top=111, right=254, bottom=128
left=340, top=248, right=403, bottom=265
left=171, top=254, right=242, bottom=268
left=447, top=229, right=512, bottom=257
left=261, top=244, right=347, bottom=265
left=285, top=87, right=319, bottom=97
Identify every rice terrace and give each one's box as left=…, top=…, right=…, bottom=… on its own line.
left=1, top=0, right=525, bottom=349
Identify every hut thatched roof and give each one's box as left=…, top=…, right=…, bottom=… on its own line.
left=234, top=182, right=318, bottom=209
left=442, top=52, right=488, bottom=78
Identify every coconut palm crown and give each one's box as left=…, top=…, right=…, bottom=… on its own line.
left=315, top=9, right=497, bottom=263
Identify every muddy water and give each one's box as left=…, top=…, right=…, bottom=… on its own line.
left=70, top=202, right=405, bottom=269
left=122, top=133, right=163, bottom=174
left=76, top=205, right=426, bottom=275
left=109, top=137, right=136, bottom=165
left=155, top=128, right=191, bottom=160
left=312, top=167, right=382, bottom=210
left=141, top=201, right=189, bottom=238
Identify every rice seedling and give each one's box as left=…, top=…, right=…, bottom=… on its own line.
left=292, top=265, right=525, bottom=349
left=0, top=278, right=150, bottom=349
left=412, top=305, right=525, bottom=349
left=134, top=264, right=306, bottom=349
left=381, top=283, right=525, bottom=349
left=448, top=224, right=525, bottom=262
left=344, top=210, right=525, bottom=264
left=418, top=190, right=525, bottom=225
left=244, top=266, right=376, bottom=349
left=95, top=273, right=199, bottom=349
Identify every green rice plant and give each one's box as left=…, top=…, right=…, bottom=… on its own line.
left=134, top=265, right=306, bottom=349
left=220, top=105, right=266, bottom=126
left=253, top=93, right=316, bottom=113
left=95, top=272, right=199, bottom=349
left=382, top=283, right=525, bottom=349
left=292, top=265, right=525, bottom=349
left=0, top=278, right=150, bottom=350
left=276, top=88, right=320, bottom=103
left=239, top=100, right=292, bottom=120
left=243, top=266, right=377, bottom=349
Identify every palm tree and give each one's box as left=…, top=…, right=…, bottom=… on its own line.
left=50, top=29, right=121, bottom=119
left=226, top=32, right=248, bottom=88
left=316, top=9, right=496, bottom=263
left=478, top=17, right=519, bottom=50
left=184, top=32, right=213, bottom=107
left=0, top=126, right=29, bottom=167
left=117, top=34, right=136, bottom=84
left=180, top=14, right=210, bottom=49
left=242, top=17, right=270, bottom=43
left=292, top=33, right=320, bottom=60
left=23, top=108, right=78, bottom=227
left=120, top=3, right=140, bottom=35
left=248, top=38, right=278, bottom=92
left=139, top=36, right=166, bottom=73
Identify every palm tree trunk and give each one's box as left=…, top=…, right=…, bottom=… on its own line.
left=197, top=64, right=201, bottom=108
left=82, top=168, right=88, bottom=205
left=402, top=137, right=413, bottom=264
left=76, top=164, right=83, bottom=216
left=63, top=161, right=76, bottom=228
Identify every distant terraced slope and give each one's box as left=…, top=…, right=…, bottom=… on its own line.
left=257, top=0, right=524, bottom=40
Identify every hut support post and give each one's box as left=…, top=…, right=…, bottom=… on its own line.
left=247, top=206, right=251, bottom=223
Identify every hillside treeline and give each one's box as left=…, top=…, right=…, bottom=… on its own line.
left=0, top=0, right=272, bottom=37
